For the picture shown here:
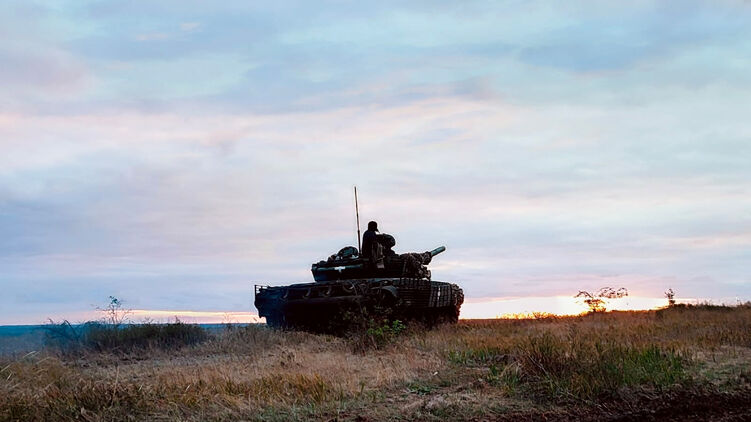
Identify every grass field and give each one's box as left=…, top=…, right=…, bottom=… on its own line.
left=2, top=305, right=750, bottom=421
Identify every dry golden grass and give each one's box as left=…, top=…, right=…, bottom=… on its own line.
left=2, top=305, right=751, bottom=421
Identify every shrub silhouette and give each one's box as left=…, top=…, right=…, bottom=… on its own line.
left=44, top=297, right=207, bottom=354
left=575, top=287, right=628, bottom=313
left=665, top=288, right=676, bottom=307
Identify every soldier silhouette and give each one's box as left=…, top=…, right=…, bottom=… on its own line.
left=361, top=221, right=385, bottom=268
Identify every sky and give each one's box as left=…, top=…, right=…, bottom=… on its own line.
left=1, top=1, right=750, bottom=324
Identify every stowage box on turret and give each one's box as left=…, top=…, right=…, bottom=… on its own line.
left=254, top=240, right=463, bottom=332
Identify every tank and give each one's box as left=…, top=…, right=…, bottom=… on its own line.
left=254, top=242, right=463, bottom=332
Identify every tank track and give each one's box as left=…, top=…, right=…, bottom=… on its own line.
left=255, top=278, right=463, bottom=333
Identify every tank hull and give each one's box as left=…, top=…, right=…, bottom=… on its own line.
left=255, top=277, right=463, bottom=332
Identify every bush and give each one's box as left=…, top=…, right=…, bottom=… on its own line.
left=42, top=319, right=84, bottom=352
left=84, top=320, right=207, bottom=352
left=43, top=296, right=208, bottom=354
left=44, top=320, right=208, bottom=354
left=367, top=319, right=406, bottom=345
left=349, top=319, right=406, bottom=352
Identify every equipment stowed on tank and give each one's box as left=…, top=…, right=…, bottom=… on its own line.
left=254, top=189, right=463, bottom=332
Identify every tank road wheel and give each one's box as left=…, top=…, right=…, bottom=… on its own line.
left=448, top=306, right=460, bottom=323
left=265, top=312, right=285, bottom=328
left=422, top=307, right=458, bottom=326
left=422, top=309, right=440, bottom=327
left=370, top=287, right=398, bottom=320
left=438, top=306, right=459, bottom=324
left=376, top=287, right=397, bottom=307
left=342, top=281, right=356, bottom=293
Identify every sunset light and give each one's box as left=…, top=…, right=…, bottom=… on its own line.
left=129, top=310, right=263, bottom=324
left=460, top=296, right=674, bottom=319
left=123, top=296, right=681, bottom=324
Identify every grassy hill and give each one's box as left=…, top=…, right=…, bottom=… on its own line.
left=1, top=305, right=750, bottom=421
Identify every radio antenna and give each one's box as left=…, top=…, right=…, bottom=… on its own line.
left=354, top=186, right=361, bottom=253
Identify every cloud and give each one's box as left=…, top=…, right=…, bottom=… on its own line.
left=0, top=1, right=750, bottom=322
left=0, top=46, right=89, bottom=107
left=180, top=22, right=201, bottom=32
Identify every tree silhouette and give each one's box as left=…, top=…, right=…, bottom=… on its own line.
left=665, top=288, right=676, bottom=307
left=575, top=287, right=628, bottom=313
left=96, top=296, right=131, bottom=327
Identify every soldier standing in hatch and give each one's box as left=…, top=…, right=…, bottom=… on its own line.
left=361, top=221, right=384, bottom=268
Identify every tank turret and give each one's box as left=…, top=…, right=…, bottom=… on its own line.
left=310, top=242, right=446, bottom=282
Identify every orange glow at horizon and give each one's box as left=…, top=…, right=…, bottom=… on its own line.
left=124, top=296, right=679, bottom=324
left=128, top=310, right=263, bottom=324
left=459, top=296, right=674, bottom=319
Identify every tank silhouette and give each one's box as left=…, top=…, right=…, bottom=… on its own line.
left=254, top=238, right=464, bottom=332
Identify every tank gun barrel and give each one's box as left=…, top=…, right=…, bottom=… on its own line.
left=430, top=246, right=446, bottom=257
